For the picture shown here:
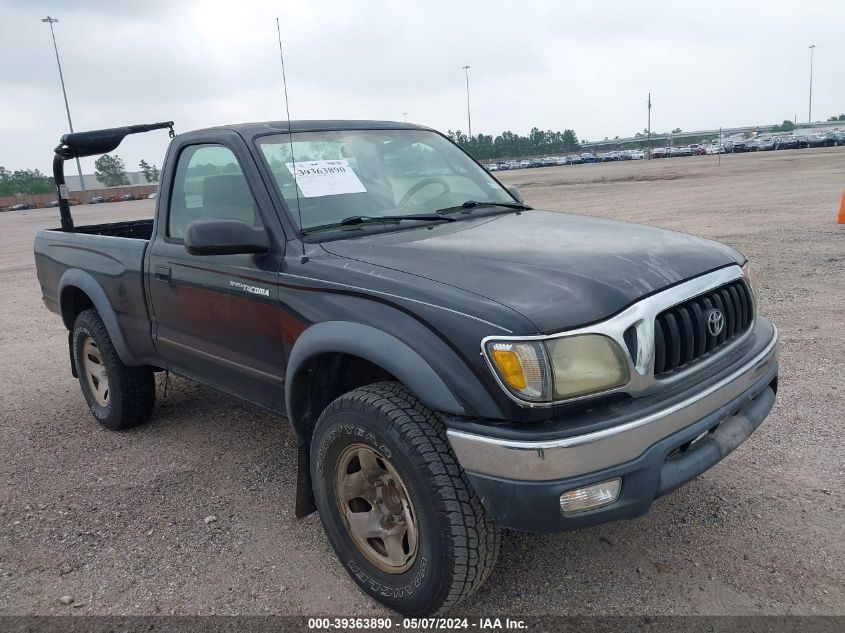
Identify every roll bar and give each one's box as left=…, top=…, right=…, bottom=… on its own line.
left=52, top=121, right=175, bottom=232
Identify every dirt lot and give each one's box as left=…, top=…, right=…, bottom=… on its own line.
left=1, top=148, right=843, bottom=616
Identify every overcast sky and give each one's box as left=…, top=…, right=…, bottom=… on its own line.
left=1, top=0, right=843, bottom=174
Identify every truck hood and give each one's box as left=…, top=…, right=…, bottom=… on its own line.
left=320, top=210, right=741, bottom=333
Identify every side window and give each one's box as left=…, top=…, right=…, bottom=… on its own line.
left=168, top=144, right=259, bottom=240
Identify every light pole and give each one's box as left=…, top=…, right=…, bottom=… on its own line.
left=808, top=44, right=816, bottom=123
left=403, top=112, right=408, bottom=122
left=42, top=16, right=85, bottom=190
left=462, top=65, right=472, bottom=138
left=647, top=92, right=652, bottom=160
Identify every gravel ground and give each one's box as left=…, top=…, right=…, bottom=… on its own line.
left=0, top=148, right=843, bottom=616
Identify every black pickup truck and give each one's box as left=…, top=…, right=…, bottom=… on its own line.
left=35, top=120, right=779, bottom=615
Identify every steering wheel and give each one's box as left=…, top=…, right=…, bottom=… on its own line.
left=398, top=177, right=452, bottom=208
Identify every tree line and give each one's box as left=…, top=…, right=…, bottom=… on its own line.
left=447, top=127, right=580, bottom=160
left=94, top=155, right=160, bottom=187
left=0, top=156, right=161, bottom=196
left=0, top=167, right=54, bottom=196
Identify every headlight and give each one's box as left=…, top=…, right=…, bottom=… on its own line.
left=546, top=334, right=629, bottom=399
left=485, top=334, right=629, bottom=403
left=486, top=340, right=550, bottom=402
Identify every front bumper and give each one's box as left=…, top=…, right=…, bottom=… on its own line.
left=446, top=320, right=779, bottom=532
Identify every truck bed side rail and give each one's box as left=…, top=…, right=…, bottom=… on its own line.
left=53, top=121, right=175, bottom=232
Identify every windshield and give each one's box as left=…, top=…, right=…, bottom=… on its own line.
left=257, top=129, right=514, bottom=230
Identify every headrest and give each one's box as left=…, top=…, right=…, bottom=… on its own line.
left=202, top=174, right=253, bottom=210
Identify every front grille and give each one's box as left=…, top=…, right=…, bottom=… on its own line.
left=653, top=279, right=754, bottom=376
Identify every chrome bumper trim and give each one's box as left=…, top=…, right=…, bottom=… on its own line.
left=448, top=324, right=778, bottom=481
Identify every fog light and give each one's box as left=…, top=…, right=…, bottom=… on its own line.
left=559, top=478, right=621, bottom=514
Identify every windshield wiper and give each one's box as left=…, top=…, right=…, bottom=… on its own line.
left=339, top=214, right=456, bottom=225
left=303, top=213, right=456, bottom=234
left=435, top=200, right=532, bottom=215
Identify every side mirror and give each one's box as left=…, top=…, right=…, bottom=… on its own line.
left=184, top=218, right=270, bottom=256
left=507, top=185, right=524, bottom=204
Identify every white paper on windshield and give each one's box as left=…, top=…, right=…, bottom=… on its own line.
left=286, top=159, right=367, bottom=198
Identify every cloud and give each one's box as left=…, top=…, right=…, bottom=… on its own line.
left=1, top=0, right=843, bottom=172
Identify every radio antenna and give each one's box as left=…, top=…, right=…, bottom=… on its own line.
left=276, top=18, right=307, bottom=262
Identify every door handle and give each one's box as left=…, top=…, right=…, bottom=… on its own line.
left=154, top=265, right=171, bottom=282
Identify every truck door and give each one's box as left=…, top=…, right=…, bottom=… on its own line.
left=147, top=138, right=286, bottom=412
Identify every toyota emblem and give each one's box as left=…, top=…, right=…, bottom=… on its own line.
left=707, top=309, right=725, bottom=336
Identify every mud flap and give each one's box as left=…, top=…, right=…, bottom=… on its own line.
left=295, top=437, right=317, bottom=518
left=69, top=330, right=77, bottom=378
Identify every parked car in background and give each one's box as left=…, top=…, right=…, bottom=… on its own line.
left=775, top=136, right=799, bottom=150
left=47, top=200, right=61, bottom=208
left=807, top=133, right=836, bottom=148
left=487, top=163, right=499, bottom=172
left=147, top=192, right=158, bottom=199
left=106, top=195, right=122, bottom=203
left=568, top=154, right=584, bottom=164
left=120, top=194, right=137, bottom=201
left=757, top=138, right=775, bottom=151
left=650, top=147, right=668, bottom=158
left=745, top=139, right=758, bottom=152
left=89, top=196, right=106, bottom=204
left=9, top=202, right=35, bottom=211
left=580, top=152, right=598, bottom=163
left=806, top=134, right=824, bottom=148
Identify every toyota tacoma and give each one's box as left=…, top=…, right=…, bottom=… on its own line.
left=34, top=120, right=778, bottom=615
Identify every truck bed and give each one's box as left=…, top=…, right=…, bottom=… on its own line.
left=34, top=219, right=160, bottom=367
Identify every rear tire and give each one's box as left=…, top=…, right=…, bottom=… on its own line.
left=310, top=382, right=500, bottom=615
left=72, top=308, right=155, bottom=430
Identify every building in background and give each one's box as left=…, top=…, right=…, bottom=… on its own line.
left=65, top=170, right=153, bottom=191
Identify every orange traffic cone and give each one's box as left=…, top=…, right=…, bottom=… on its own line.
left=839, top=190, right=845, bottom=224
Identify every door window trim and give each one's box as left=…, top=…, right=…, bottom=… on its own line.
left=165, top=142, right=264, bottom=245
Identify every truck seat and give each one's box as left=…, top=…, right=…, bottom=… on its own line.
left=201, top=174, right=258, bottom=226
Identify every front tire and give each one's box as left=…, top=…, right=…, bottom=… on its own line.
left=310, top=382, right=500, bottom=615
left=72, top=308, right=155, bottom=430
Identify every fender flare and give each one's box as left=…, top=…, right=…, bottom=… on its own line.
left=285, top=320, right=464, bottom=432
left=58, top=268, right=134, bottom=365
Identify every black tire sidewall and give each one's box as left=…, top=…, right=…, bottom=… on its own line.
left=311, top=407, right=452, bottom=615
left=73, top=314, right=119, bottom=428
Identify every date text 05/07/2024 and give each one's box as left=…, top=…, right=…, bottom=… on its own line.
left=307, top=617, right=528, bottom=630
